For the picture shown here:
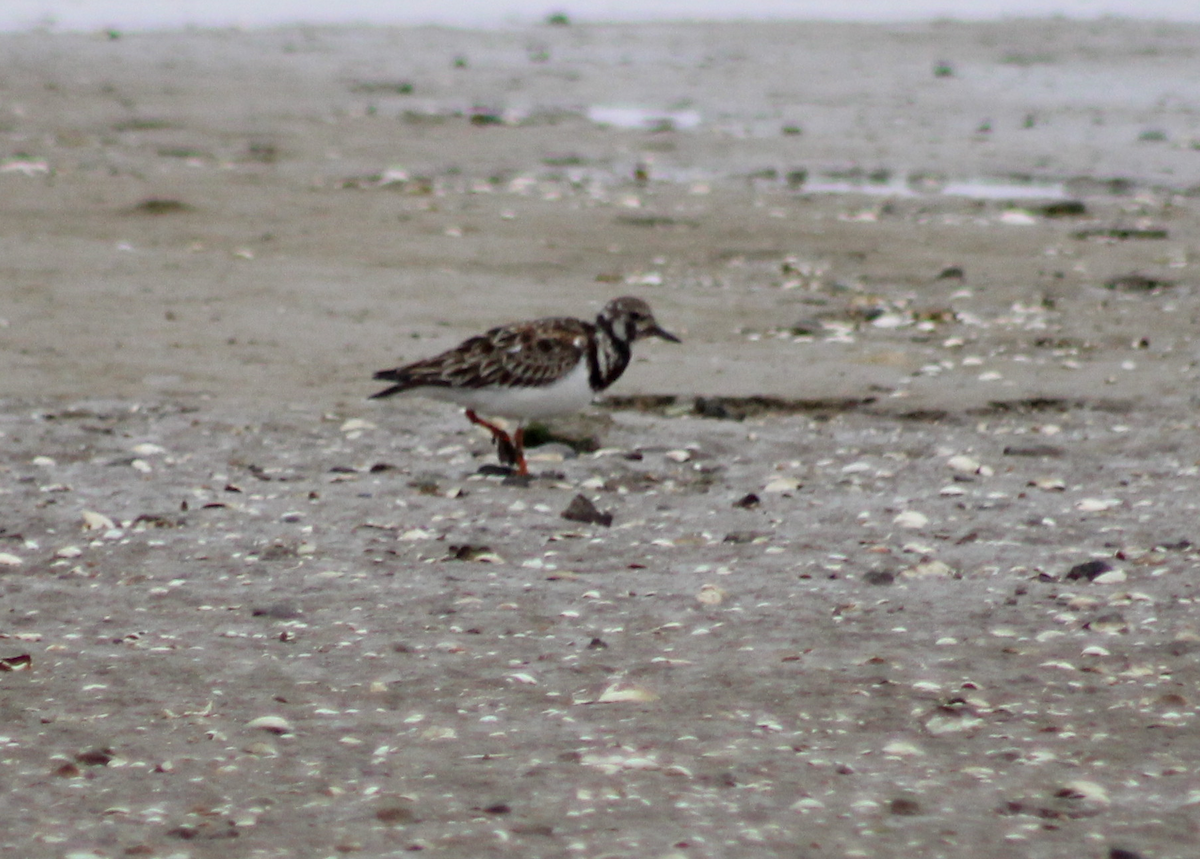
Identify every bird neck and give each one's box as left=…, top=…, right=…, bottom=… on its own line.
left=587, top=315, right=633, bottom=392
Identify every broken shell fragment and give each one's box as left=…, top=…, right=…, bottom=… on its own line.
left=696, top=583, right=728, bottom=606
left=882, top=740, right=925, bottom=757
left=763, top=476, right=801, bottom=494
left=420, top=726, right=457, bottom=741
left=1057, top=780, right=1111, bottom=807
left=902, top=560, right=955, bottom=579
left=946, top=454, right=991, bottom=476
left=596, top=682, right=660, bottom=704
left=1076, top=498, right=1121, bottom=512
left=82, top=510, right=116, bottom=531
left=894, top=510, right=929, bottom=529
left=246, top=715, right=293, bottom=734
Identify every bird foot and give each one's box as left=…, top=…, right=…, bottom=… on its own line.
left=466, top=410, right=528, bottom=476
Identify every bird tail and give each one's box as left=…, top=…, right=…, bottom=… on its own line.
left=369, top=369, right=410, bottom=399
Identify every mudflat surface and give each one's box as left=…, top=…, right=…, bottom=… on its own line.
left=2, top=19, right=1200, bottom=859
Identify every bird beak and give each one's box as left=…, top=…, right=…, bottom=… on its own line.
left=650, top=325, right=681, bottom=343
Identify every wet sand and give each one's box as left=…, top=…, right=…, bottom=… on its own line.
left=3, top=19, right=1200, bottom=859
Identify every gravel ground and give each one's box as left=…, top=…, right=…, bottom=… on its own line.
left=3, top=18, right=1200, bottom=859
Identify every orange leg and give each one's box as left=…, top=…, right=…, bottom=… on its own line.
left=512, top=426, right=527, bottom=476
left=465, top=410, right=528, bottom=475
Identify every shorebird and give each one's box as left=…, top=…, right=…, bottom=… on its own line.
left=370, top=296, right=680, bottom=475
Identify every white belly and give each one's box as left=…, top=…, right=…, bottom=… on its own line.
left=410, top=360, right=596, bottom=420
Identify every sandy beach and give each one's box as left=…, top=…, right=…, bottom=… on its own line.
left=3, top=18, right=1200, bottom=859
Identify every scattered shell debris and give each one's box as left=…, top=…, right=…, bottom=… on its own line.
left=4, top=16, right=1200, bottom=859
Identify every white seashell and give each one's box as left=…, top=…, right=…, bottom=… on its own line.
left=246, top=716, right=293, bottom=734
left=926, top=714, right=984, bottom=735
left=1059, top=780, right=1110, bottom=806
left=1076, top=498, right=1121, bottom=512
left=902, top=560, right=954, bottom=579
left=0, top=552, right=23, bottom=566
left=131, top=443, right=165, bottom=455
left=1093, top=570, right=1127, bottom=584
left=882, top=740, right=924, bottom=757
left=696, top=584, right=727, bottom=606
left=32, top=455, right=56, bottom=467
left=596, top=683, right=659, bottom=703
left=999, top=209, right=1038, bottom=225
left=420, top=726, right=457, bottom=741
left=791, top=798, right=826, bottom=812
left=871, top=313, right=909, bottom=329
left=339, top=418, right=376, bottom=433
left=664, top=449, right=692, bottom=463
left=946, top=454, right=982, bottom=474
left=764, top=476, right=801, bottom=494
left=55, top=546, right=83, bottom=558
left=1041, top=660, right=1076, bottom=671
left=893, top=510, right=929, bottom=529
left=81, top=510, right=116, bottom=531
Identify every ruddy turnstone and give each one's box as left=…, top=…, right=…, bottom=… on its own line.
left=370, top=296, right=680, bottom=475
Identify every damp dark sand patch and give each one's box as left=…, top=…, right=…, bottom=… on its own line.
left=599, top=394, right=1140, bottom=421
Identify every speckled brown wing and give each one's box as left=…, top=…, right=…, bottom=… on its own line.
left=372, top=317, right=592, bottom=396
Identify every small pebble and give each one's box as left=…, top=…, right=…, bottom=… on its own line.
left=1065, top=560, right=1112, bottom=582
left=561, top=494, right=613, bottom=527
